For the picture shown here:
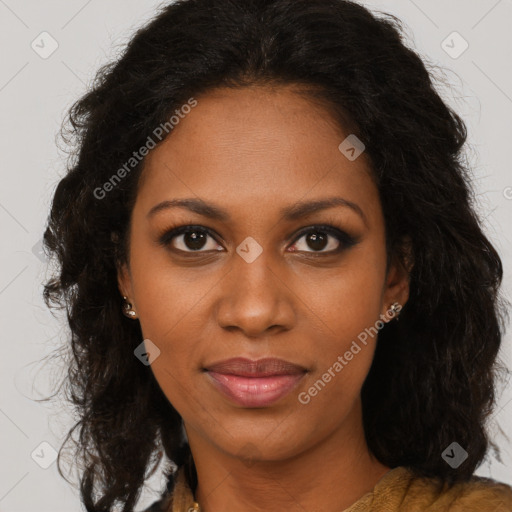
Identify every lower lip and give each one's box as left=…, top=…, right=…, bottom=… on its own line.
left=205, top=371, right=305, bottom=407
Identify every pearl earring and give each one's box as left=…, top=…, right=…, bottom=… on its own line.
left=122, top=296, right=138, bottom=319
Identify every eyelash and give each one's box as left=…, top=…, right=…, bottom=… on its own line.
left=157, top=219, right=359, bottom=257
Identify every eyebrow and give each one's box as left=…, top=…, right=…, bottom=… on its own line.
left=147, top=196, right=367, bottom=225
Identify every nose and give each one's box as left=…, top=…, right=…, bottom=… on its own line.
left=215, top=252, right=296, bottom=339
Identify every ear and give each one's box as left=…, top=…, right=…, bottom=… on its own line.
left=381, top=236, right=413, bottom=321
left=117, top=262, right=134, bottom=302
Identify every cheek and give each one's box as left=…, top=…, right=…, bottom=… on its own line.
left=128, top=237, right=216, bottom=342
left=301, top=245, right=386, bottom=343
left=138, top=291, right=207, bottom=416
left=298, top=248, right=386, bottom=393
left=127, top=249, right=212, bottom=406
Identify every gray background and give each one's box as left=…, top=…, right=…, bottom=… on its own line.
left=0, top=0, right=511, bottom=510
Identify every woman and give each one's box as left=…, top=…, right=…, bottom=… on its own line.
left=42, top=0, right=512, bottom=510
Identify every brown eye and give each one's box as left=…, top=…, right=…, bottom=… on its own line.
left=289, top=225, right=357, bottom=254
left=159, top=226, right=223, bottom=253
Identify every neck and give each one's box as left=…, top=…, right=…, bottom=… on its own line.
left=188, top=401, right=390, bottom=512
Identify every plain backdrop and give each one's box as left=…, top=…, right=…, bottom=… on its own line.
left=0, top=0, right=511, bottom=510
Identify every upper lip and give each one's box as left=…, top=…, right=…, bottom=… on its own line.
left=204, top=357, right=307, bottom=377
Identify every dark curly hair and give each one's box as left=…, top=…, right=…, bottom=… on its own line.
left=41, top=0, right=510, bottom=510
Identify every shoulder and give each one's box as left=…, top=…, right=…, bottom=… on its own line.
left=399, top=468, right=512, bottom=511
left=345, top=467, right=512, bottom=512
left=435, top=475, right=512, bottom=511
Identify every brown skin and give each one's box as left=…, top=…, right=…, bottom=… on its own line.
left=118, top=84, right=410, bottom=511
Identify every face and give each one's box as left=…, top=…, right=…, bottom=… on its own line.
left=118, top=84, right=409, bottom=464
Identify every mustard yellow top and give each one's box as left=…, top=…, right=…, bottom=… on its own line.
left=157, top=464, right=512, bottom=512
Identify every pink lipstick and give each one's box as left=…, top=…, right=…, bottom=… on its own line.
left=204, top=357, right=307, bottom=407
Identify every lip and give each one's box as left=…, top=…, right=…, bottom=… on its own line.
left=204, top=357, right=307, bottom=407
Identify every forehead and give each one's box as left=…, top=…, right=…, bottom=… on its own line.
left=135, top=85, right=381, bottom=224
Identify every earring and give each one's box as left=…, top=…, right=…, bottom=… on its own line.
left=122, top=296, right=138, bottom=319
left=389, top=302, right=401, bottom=321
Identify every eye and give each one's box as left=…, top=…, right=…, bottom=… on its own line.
left=158, top=225, right=223, bottom=253
left=158, top=223, right=359, bottom=255
left=288, top=225, right=357, bottom=254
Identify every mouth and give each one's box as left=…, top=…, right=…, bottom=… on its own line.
left=203, top=357, right=307, bottom=408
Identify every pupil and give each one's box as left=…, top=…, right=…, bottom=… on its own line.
left=185, top=231, right=206, bottom=250
left=182, top=231, right=329, bottom=251
left=307, top=232, right=328, bottom=251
